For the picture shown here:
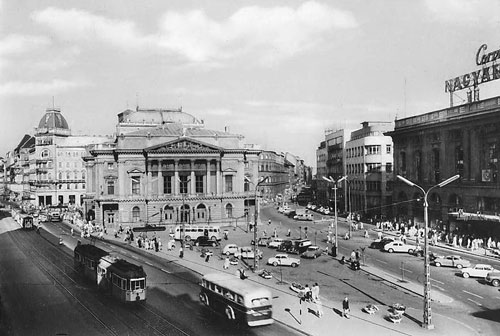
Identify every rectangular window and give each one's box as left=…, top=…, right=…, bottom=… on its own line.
left=163, top=175, right=172, bottom=194
left=107, top=180, right=115, bottom=195
left=131, top=176, right=141, bottom=195
left=179, top=175, right=189, bottom=194
left=225, top=175, right=233, bottom=192
left=367, top=145, right=381, bottom=155
left=107, top=162, right=114, bottom=170
left=195, top=175, right=204, bottom=193
left=386, top=163, right=393, bottom=173
left=386, top=144, right=391, bottom=154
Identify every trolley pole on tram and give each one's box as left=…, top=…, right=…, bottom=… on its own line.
left=246, top=176, right=268, bottom=272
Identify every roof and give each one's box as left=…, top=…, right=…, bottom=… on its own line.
left=38, top=108, right=69, bottom=130
left=107, top=258, right=146, bottom=278
left=124, top=122, right=237, bottom=138
left=74, top=244, right=108, bottom=261
left=202, top=273, right=271, bottom=297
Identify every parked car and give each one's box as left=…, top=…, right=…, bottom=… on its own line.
left=383, top=241, right=416, bottom=253
left=222, top=243, right=239, bottom=256
left=194, top=236, right=219, bottom=247
left=268, top=238, right=285, bottom=249
left=432, top=255, right=471, bottom=269
left=267, top=254, right=300, bottom=267
left=251, top=237, right=272, bottom=246
left=301, top=245, right=324, bottom=259
left=234, top=246, right=263, bottom=259
left=485, top=271, right=500, bottom=287
left=461, top=264, right=498, bottom=278
left=369, top=237, right=395, bottom=249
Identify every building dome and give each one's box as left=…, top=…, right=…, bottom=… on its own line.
left=36, top=108, right=71, bottom=136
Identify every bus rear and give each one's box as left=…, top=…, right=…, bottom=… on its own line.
left=199, top=273, right=273, bottom=327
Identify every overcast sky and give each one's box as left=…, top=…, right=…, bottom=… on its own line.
left=2, top=0, right=500, bottom=167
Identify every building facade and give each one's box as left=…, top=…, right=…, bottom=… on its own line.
left=84, top=107, right=261, bottom=231
left=388, top=95, right=500, bottom=238
left=345, top=121, right=394, bottom=219
left=30, top=108, right=112, bottom=207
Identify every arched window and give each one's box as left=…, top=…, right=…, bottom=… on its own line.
left=163, top=205, right=174, bottom=222
left=66, top=171, right=71, bottom=180
left=81, top=169, right=86, bottom=180
left=132, top=206, right=140, bottom=222
left=225, top=203, right=233, bottom=218
left=196, top=203, right=207, bottom=221
left=58, top=172, right=63, bottom=180
left=180, top=204, right=190, bottom=223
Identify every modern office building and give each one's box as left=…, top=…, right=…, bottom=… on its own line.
left=345, top=121, right=394, bottom=219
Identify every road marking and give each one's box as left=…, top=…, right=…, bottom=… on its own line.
left=467, top=298, right=482, bottom=306
left=431, top=279, right=444, bottom=285
left=463, top=290, right=483, bottom=299
left=161, top=268, right=171, bottom=274
left=433, top=285, right=446, bottom=291
left=145, top=261, right=153, bottom=266
left=374, top=259, right=387, bottom=264
left=400, top=269, right=413, bottom=273
left=131, top=255, right=139, bottom=260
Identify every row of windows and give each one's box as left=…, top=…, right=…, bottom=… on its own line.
left=57, top=151, right=84, bottom=157
left=346, top=145, right=391, bottom=158
left=202, top=279, right=245, bottom=305
left=131, top=203, right=234, bottom=221
left=58, top=161, right=84, bottom=168
left=58, top=183, right=85, bottom=190
left=346, top=163, right=392, bottom=174
left=127, top=175, right=236, bottom=195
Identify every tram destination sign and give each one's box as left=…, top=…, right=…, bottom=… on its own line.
left=445, top=44, right=500, bottom=93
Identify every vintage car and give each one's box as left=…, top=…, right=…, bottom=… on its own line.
left=432, top=255, right=471, bottom=269
left=267, top=254, right=300, bottom=267
left=461, top=264, right=498, bottom=278
left=301, top=245, right=324, bottom=259
left=222, top=244, right=239, bottom=256
left=383, top=241, right=416, bottom=253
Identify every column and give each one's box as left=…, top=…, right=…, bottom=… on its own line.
left=158, top=160, right=163, bottom=196
left=190, top=160, right=196, bottom=195
left=146, top=171, right=152, bottom=198
left=174, top=160, right=179, bottom=195
left=206, top=159, right=211, bottom=194
left=216, top=160, right=221, bottom=195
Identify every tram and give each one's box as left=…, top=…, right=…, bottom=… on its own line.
left=74, top=243, right=147, bottom=302
left=16, top=213, right=34, bottom=230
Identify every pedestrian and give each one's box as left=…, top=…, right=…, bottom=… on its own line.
left=303, top=284, right=312, bottom=302
left=274, top=228, right=277, bottom=238
left=342, top=297, right=350, bottom=318
left=268, top=219, right=271, bottom=226
left=364, top=230, right=369, bottom=238
left=287, top=228, right=291, bottom=237
left=350, top=250, right=356, bottom=261
left=70, top=228, right=74, bottom=237
left=312, top=283, right=320, bottom=301
left=355, top=249, right=360, bottom=260
left=378, top=231, right=382, bottom=240
left=179, top=246, right=184, bottom=258
left=205, top=253, right=210, bottom=262
left=223, top=257, right=230, bottom=270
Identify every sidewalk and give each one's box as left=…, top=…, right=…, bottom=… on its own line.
left=58, top=218, right=481, bottom=336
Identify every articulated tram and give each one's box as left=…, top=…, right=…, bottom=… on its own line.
left=74, top=243, right=147, bottom=302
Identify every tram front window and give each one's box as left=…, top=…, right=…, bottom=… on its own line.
left=131, top=279, right=145, bottom=290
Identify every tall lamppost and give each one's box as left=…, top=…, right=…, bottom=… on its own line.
left=397, top=174, right=459, bottom=330
left=178, top=177, right=191, bottom=250
left=322, top=175, right=346, bottom=257
left=245, top=176, right=269, bottom=272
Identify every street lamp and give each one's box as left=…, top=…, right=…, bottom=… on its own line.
left=245, top=176, right=269, bottom=272
left=178, top=177, right=191, bottom=251
left=322, top=175, right=347, bottom=257
left=397, top=174, right=459, bottom=330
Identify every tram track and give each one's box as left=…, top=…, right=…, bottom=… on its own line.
left=8, top=229, right=194, bottom=336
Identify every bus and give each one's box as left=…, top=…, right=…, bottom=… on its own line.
left=174, top=225, right=221, bottom=242
left=199, top=273, right=273, bottom=327
left=74, top=243, right=147, bottom=302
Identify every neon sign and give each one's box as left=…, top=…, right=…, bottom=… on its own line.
left=445, top=44, right=500, bottom=93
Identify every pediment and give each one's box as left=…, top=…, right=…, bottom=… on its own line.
left=127, top=168, right=144, bottom=174
left=145, top=138, right=221, bottom=152
left=223, top=168, right=237, bottom=173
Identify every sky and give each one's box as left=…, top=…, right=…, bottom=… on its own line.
left=2, top=0, right=500, bottom=167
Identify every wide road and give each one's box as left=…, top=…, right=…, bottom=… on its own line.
left=0, top=210, right=302, bottom=336
left=261, top=205, right=500, bottom=334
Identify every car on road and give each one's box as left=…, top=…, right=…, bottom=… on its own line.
left=485, top=271, right=500, bottom=287
left=432, top=255, right=471, bottom=269
left=234, top=246, right=263, bottom=259
left=301, top=245, right=324, bottom=259
left=383, top=241, right=416, bottom=253
left=294, top=213, right=314, bottom=221
left=268, top=238, right=285, bottom=249
left=267, top=254, right=300, bottom=267
left=369, top=237, right=395, bottom=249
left=194, top=236, right=219, bottom=247
left=222, top=243, right=239, bottom=255
left=460, top=264, right=498, bottom=278
left=251, top=237, right=272, bottom=246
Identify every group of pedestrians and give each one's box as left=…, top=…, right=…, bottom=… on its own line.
left=300, top=283, right=323, bottom=318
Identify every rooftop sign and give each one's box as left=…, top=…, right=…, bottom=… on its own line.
left=445, top=44, right=500, bottom=93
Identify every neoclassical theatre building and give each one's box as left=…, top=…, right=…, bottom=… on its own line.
left=83, top=107, right=261, bottom=230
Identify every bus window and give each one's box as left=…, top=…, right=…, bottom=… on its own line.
left=237, top=295, right=244, bottom=304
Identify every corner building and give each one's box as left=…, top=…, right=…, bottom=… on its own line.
left=84, top=107, right=260, bottom=230
left=388, top=95, right=500, bottom=238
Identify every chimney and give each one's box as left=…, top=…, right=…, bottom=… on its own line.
left=224, top=126, right=230, bottom=133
